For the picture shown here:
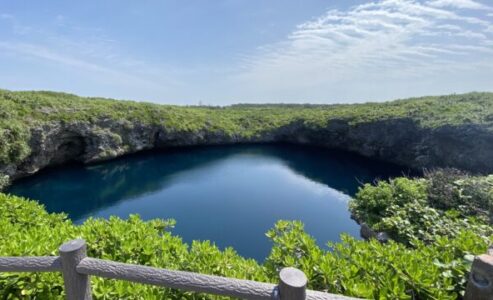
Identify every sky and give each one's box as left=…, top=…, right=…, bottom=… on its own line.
left=0, top=0, right=492, bottom=105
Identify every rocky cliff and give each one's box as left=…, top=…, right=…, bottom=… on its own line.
left=2, top=116, right=492, bottom=188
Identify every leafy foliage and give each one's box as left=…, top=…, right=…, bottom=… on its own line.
left=348, top=172, right=493, bottom=297
left=1, top=89, right=492, bottom=166
left=0, top=120, right=30, bottom=165
left=1, top=89, right=493, bottom=298
left=425, top=169, right=493, bottom=219
left=266, top=221, right=488, bottom=299
left=0, top=193, right=266, bottom=299
left=350, top=173, right=493, bottom=244
left=349, top=177, right=428, bottom=226
left=1, top=190, right=491, bottom=299
left=0, top=175, right=9, bottom=190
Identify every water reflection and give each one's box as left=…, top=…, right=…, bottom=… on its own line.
left=8, top=144, right=409, bottom=260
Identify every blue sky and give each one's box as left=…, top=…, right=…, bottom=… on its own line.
left=1, top=0, right=492, bottom=105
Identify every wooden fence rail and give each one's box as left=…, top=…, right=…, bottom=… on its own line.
left=2, top=239, right=493, bottom=299
left=0, top=239, right=358, bottom=300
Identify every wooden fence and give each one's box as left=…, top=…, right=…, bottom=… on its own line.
left=1, top=239, right=493, bottom=299
left=0, top=239, right=358, bottom=300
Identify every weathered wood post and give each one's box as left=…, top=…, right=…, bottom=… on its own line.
left=465, top=254, right=493, bottom=300
left=59, top=239, right=92, bottom=300
left=279, top=267, right=307, bottom=300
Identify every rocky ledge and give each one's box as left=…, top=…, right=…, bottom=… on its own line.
left=1, top=117, right=493, bottom=188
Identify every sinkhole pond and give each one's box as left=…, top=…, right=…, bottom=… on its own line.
left=8, top=144, right=411, bottom=260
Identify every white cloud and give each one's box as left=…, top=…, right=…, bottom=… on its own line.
left=231, top=0, right=493, bottom=102
left=429, top=0, right=490, bottom=9
left=0, top=1, right=492, bottom=104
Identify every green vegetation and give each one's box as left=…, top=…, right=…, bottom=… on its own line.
left=1, top=169, right=492, bottom=299
left=1, top=89, right=493, bottom=165
left=2, top=90, right=493, bottom=298
left=0, top=118, right=30, bottom=166
left=350, top=170, right=493, bottom=245
left=349, top=170, right=493, bottom=298
left=0, top=175, right=10, bottom=191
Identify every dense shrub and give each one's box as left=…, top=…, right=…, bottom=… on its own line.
left=346, top=174, right=493, bottom=298
left=425, top=168, right=467, bottom=210
left=1, top=89, right=493, bottom=167
left=266, top=221, right=488, bottom=299
left=0, top=175, right=9, bottom=190
left=376, top=200, right=492, bottom=245
left=0, top=120, right=30, bottom=165
left=1, top=191, right=492, bottom=299
left=350, top=173, right=493, bottom=244
left=0, top=193, right=266, bottom=299
left=425, top=169, right=493, bottom=219
left=349, top=177, right=428, bottom=226
left=1, top=90, right=493, bottom=298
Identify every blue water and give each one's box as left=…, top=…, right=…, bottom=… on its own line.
left=8, top=144, right=409, bottom=260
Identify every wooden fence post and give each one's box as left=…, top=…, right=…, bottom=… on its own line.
left=59, top=239, right=92, bottom=300
left=279, top=267, right=307, bottom=300
left=465, top=254, right=493, bottom=300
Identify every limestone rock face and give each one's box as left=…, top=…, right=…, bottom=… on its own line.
left=359, top=223, right=389, bottom=243
left=359, top=223, right=376, bottom=240
left=3, top=117, right=493, bottom=185
left=272, top=118, right=493, bottom=173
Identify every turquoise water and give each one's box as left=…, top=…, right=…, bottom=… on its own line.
left=8, top=144, right=409, bottom=260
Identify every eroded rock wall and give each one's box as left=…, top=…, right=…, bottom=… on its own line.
left=2, top=117, right=493, bottom=186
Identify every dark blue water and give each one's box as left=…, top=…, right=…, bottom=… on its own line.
left=8, top=144, right=409, bottom=260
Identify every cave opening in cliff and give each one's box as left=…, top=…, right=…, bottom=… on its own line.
left=52, top=135, right=86, bottom=165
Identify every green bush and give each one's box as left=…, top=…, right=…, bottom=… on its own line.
left=346, top=175, right=493, bottom=297
left=426, top=168, right=467, bottom=209
left=1, top=192, right=491, bottom=299
left=350, top=173, right=493, bottom=244
left=0, top=175, right=9, bottom=190
left=349, top=177, right=428, bottom=226
left=426, top=169, right=493, bottom=219
left=0, top=120, right=31, bottom=165
left=0, top=193, right=266, bottom=299
left=376, top=200, right=493, bottom=245
left=1, top=89, right=493, bottom=167
left=265, top=220, right=488, bottom=299
left=1, top=89, right=493, bottom=298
